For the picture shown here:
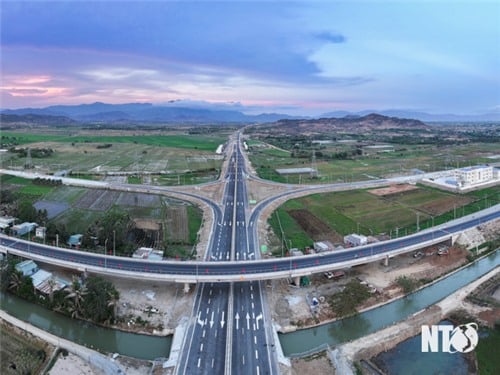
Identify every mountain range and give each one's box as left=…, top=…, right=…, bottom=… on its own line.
left=1, top=101, right=499, bottom=124
left=0, top=102, right=295, bottom=124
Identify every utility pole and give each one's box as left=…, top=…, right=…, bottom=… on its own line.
left=113, top=230, right=116, bottom=256
left=416, top=212, right=420, bottom=232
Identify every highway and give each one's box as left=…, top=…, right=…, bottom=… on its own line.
left=230, top=140, right=276, bottom=374
left=178, top=141, right=276, bottom=374
left=176, top=148, right=237, bottom=374
left=1, top=206, right=498, bottom=282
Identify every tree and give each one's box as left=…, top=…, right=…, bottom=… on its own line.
left=65, top=276, right=88, bottom=318
left=8, top=271, right=22, bottom=293
left=82, top=276, right=120, bottom=323
left=396, top=275, right=419, bottom=294
left=17, top=200, right=37, bottom=223
left=0, top=258, right=15, bottom=292
left=47, top=276, right=57, bottom=303
left=95, top=207, right=131, bottom=254
left=329, top=280, right=371, bottom=318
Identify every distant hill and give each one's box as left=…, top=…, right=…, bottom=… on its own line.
left=321, top=110, right=500, bottom=122
left=253, top=113, right=431, bottom=135
left=0, top=113, right=77, bottom=126
left=1, top=102, right=294, bottom=124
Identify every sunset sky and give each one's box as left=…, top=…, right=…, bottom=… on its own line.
left=1, top=0, right=499, bottom=115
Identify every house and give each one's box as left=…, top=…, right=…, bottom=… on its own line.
left=344, top=234, right=368, bottom=247
left=67, top=234, right=83, bottom=247
left=15, top=260, right=39, bottom=276
left=32, top=270, right=67, bottom=294
left=0, top=216, right=16, bottom=231
left=11, top=222, right=37, bottom=236
left=35, top=227, right=46, bottom=239
left=313, top=241, right=334, bottom=252
left=132, top=247, right=164, bottom=260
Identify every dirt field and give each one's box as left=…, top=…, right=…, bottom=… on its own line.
left=288, top=209, right=342, bottom=243
left=165, top=206, right=189, bottom=243
left=369, top=184, right=419, bottom=196
left=288, top=352, right=335, bottom=375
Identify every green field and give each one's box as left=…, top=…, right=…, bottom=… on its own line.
left=267, top=184, right=498, bottom=254
left=1, top=132, right=226, bottom=151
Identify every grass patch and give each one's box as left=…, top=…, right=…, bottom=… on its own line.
left=127, top=175, right=142, bottom=184
left=19, top=184, right=54, bottom=197
left=476, top=325, right=500, bottom=375
left=268, top=207, right=312, bottom=253
left=187, top=205, right=203, bottom=245
left=0, top=175, right=31, bottom=185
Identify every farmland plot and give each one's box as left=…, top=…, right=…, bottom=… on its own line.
left=165, top=206, right=189, bottom=243
left=34, top=200, right=70, bottom=219
left=74, top=190, right=121, bottom=211
left=116, top=192, right=161, bottom=207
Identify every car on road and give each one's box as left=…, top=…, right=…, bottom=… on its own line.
left=437, top=247, right=449, bottom=256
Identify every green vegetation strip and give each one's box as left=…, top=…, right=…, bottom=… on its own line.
left=2, top=132, right=225, bottom=151
left=476, top=325, right=500, bottom=375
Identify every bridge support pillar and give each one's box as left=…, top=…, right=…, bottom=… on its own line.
left=183, top=283, right=190, bottom=293
left=384, top=255, right=389, bottom=267
left=294, top=276, right=301, bottom=287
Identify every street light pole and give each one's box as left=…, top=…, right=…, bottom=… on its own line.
left=113, top=230, right=116, bottom=256
left=104, top=238, right=108, bottom=268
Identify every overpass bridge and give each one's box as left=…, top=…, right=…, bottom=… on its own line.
left=1, top=205, right=498, bottom=283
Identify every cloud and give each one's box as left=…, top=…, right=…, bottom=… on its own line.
left=314, top=31, right=346, bottom=44
left=0, top=2, right=336, bottom=83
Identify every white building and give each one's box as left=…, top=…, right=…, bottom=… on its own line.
left=313, top=241, right=334, bottom=252
left=344, top=234, right=368, bottom=247
left=455, top=165, right=493, bottom=187
left=132, top=247, right=164, bottom=260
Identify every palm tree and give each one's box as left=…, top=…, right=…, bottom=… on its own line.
left=64, top=276, right=88, bottom=318
left=107, top=290, right=120, bottom=324
left=47, top=276, right=57, bottom=303
left=8, top=272, right=22, bottom=293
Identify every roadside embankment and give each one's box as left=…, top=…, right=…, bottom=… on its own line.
left=331, top=266, right=499, bottom=374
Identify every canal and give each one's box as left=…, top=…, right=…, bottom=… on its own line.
left=0, top=292, right=172, bottom=360
left=279, top=249, right=499, bottom=356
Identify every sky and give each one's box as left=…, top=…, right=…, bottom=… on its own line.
left=1, top=0, right=499, bottom=115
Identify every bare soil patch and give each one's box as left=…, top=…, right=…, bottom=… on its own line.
left=288, top=209, right=342, bottom=243
left=419, top=195, right=475, bottom=216
left=290, top=352, right=335, bottom=374
left=369, top=184, right=418, bottom=196
left=166, top=206, right=188, bottom=243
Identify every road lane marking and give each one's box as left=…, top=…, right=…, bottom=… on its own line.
left=197, top=358, right=201, bottom=368
left=255, top=350, right=258, bottom=359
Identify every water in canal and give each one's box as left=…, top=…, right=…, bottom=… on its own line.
left=372, top=320, right=471, bottom=375
left=0, top=292, right=171, bottom=360
left=279, top=250, right=499, bottom=356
